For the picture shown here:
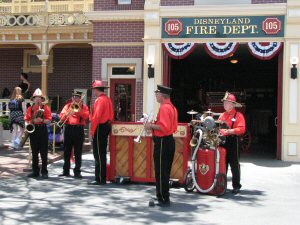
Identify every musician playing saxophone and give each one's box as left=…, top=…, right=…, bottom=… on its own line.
left=58, top=91, right=89, bottom=178
left=24, top=88, right=52, bottom=179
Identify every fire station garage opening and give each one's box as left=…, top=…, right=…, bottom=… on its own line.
left=170, top=44, right=280, bottom=157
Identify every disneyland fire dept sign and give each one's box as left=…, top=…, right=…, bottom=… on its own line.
left=162, top=16, right=284, bottom=38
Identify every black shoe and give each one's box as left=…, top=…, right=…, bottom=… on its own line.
left=156, top=201, right=171, bottom=207
left=74, top=174, right=82, bottom=179
left=41, top=174, right=48, bottom=179
left=149, top=200, right=155, bottom=207
left=58, top=173, right=70, bottom=177
left=232, top=188, right=240, bottom=194
left=27, top=173, right=39, bottom=178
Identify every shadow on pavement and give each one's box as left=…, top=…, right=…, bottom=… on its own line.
left=0, top=176, right=221, bottom=225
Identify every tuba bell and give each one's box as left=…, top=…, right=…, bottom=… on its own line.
left=189, top=137, right=198, bottom=147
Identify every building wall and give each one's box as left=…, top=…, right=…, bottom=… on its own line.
left=93, top=22, right=144, bottom=43
left=49, top=48, right=92, bottom=111
left=94, top=0, right=144, bottom=11
left=0, top=49, right=24, bottom=98
left=160, top=0, right=194, bottom=6
left=93, top=0, right=287, bottom=9
left=92, top=46, right=144, bottom=120
left=0, top=48, right=92, bottom=111
left=252, top=0, right=286, bottom=3
left=93, top=21, right=144, bottom=119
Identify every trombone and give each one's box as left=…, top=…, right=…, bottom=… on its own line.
left=134, top=113, right=152, bottom=144
left=56, top=94, right=85, bottom=128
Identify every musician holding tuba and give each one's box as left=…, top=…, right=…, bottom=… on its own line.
left=58, top=91, right=89, bottom=178
left=24, top=88, right=52, bottom=179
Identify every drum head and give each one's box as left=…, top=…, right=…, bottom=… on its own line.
left=203, top=116, right=215, bottom=130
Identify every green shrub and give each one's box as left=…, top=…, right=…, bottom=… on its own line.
left=0, top=116, right=10, bottom=130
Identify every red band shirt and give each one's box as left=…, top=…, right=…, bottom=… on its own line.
left=218, top=109, right=246, bottom=136
left=60, top=102, right=89, bottom=126
left=90, top=93, right=114, bottom=136
left=24, top=104, right=52, bottom=124
left=153, top=99, right=178, bottom=137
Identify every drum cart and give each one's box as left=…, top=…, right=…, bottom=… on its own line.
left=184, top=116, right=227, bottom=196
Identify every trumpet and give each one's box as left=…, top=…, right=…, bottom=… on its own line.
left=56, top=95, right=85, bottom=128
left=134, top=113, right=152, bottom=144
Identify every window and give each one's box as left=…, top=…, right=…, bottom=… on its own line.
left=23, top=49, right=53, bottom=73
left=110, top=65, right=136, bottom=78
left=112, top=66, right=136, bottom=76
left=29, top=55, right=41, bottom=67
left=118, top=0, right=132, bottom=5
left=102, top=58, right=142, bottom=82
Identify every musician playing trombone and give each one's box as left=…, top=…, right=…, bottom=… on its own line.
left=24, top=88, right=52, bottom=179
left=58, top=91, right=89, bottom=179
left=145, top=85, right=178, bottom=207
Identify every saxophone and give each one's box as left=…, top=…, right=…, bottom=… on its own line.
left=19, top=104, right=44, bottom=148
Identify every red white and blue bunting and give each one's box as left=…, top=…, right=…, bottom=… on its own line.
left=203, top=42, right=239, bottom=59
left=163, top=43, right=197, bottom=59
left=247, top=42, right=282, bottom=60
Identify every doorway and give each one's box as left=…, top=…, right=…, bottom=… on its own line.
left=110, top=79, right=136, bottom=122
left=168, top=44, right=282, bottom=158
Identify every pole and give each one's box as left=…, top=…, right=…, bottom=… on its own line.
left=52, top=123, right=56, bottom=155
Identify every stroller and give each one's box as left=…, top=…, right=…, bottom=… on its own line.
left=184, top=115, right=227, bottom=196
left=48, top=113, right=64, bottom=151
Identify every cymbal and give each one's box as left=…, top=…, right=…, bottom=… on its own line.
left=187, top=110, right=198, bottom=115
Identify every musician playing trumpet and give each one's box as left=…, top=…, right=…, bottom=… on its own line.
left=58, top=91, right=89, bottom=178
left=145, top=85, right=178, bottom=207
left=24, top=88, right=52, bottom=179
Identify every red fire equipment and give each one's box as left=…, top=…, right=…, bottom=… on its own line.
left=184, top=116, right=227, bottom=196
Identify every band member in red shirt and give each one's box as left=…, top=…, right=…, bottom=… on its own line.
left=88, top=80, right=114, bottom=185
left=24, top=88, right=52, bottom=179
left=219, top=92, right=246, bottom=194
left=58, top=91, right=89, bottom=178
left=146, top=85, right=178, bottom=207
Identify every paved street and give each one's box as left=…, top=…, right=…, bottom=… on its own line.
left=1, top=152, right=300, bottom=225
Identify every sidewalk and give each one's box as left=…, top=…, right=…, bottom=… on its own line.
left=0, top=129, right=91, bottom=178
left=1, top=152, right=300, bottom=225
left=0, top=147, right=64, bottom=179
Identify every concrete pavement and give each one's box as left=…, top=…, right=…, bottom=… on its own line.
left=1, top=152, right=300, bottom=225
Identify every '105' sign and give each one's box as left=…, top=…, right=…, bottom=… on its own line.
left=262, top=18, right=281, bottom=35
left=164, top=19, right=183, bottom=36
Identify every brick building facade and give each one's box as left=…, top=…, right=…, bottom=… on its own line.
left=0, top=48, right=92, bottom=111
left=89, top=0, right=300, bottom=162
left=1, top=0, right=300, bottom=161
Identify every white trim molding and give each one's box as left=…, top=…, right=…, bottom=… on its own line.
left=289, top=44, right=299, bottom=124
left=288, top=142, right=297, bottom=156
left=101, top=58, right=142, bottom=82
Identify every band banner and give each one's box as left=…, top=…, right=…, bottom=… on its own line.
left=204, top=42, right=239, bottom=59
left=247, top=42, right=283, bottom=60
left=162, top=43, right=197, bottom=59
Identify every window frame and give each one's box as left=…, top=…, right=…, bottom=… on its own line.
left=23, top=49, right=54, bottom=73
